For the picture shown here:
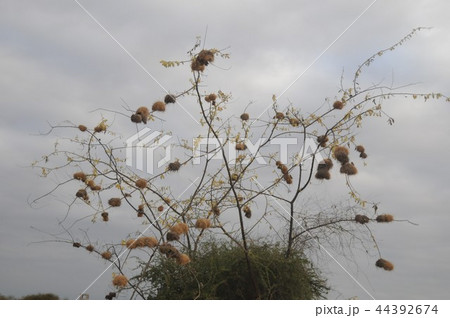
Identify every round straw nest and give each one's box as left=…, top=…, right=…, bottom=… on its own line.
left=112, top=275, right=128, bottom=288
left=355, top=214, right=370, bottom=224
left=135, top=178, right=147, bottom=189
left=240, top=113, right=249, bottom=121
left=152, top=101, right=166, bottom=112
left=164, top=94, right=176, bottom=104
left=108, top=198, right=121, bottom=207
left=375, top=258, right=394, bottom=271
left=333, top=100, right=345, bottom=110
left=376, top=214, right=394, bottom=223
left=195, top=218, right=211, bottom=229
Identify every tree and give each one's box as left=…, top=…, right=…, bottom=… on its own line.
left=32, top=28, right=449, bottom=299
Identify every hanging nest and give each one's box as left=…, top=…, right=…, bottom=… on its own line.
left=275, top=112, right=285, bottom=120
left=126, top=239, right=138, bottom=249
left=136, top=106, right=150, bottom=124
left=333, top=146, right=350, bottom=164
left=195, top=218, right=211, bottom=229
left=76, top=189, right=89, bottom=201
left=101, top=251, right=112, bottom=260
left=333, top=100, right=345, bottom=110
left=191, top=49, right=215, bottom=72
left=283, top=173, right=293, bottom=184
left=138, top=204, right=145, bottom=212
left=166, top=231, right=180, bottom=242
left=243, top=206, right=252, bottom=219
left=157, top=205, right=164, bottom=212
left=323, top=158, right=333, bottom=170
left=170, top=223, right=189, bottom=235
left=112, top=275, right=128, bottom=288
left=376, top=214, right=394, bottom=223
left=164, top=94, right=176, bottom=104
left=289, top=118, right=300, bottom=127
left=204, top=93, right=217, bottom=103
left=240, top=113, right=249, bottom=121
left=72, top=242, right=81, bottom=248
left=105, top=292, right=116, bottom=300
left=142, top=236, right=158, bottom=248
left=176, top=253, right=191, bottom=265
left=78, top=125, right=87, bottom=132
left=375, top=258, right=394, bottom=271
left=137, top=211, right=144, bottom=217
left=73, top=172, right=87, bottom=182
left=317, top=135, right=329, bottom=147
left=94, top=122, right=106, bottom=133
left=235, top=143, right=247, bottom=151
left=135, top=178, right=147, bottom=189
left=101, top=212, right=109, bottom=222
left=315, top=168, right=331, bottom=180
left=168, top=161, right=181, bottom=171
left=191, top=59, right=206, bottom=72
left=87, top=180, right=101, bottom=191
left=152, top=101, right=166, bottom=112
left=91, top=185, right=101, bottom=191
left=211, top=204, right=220, bottom=216
left=355, top=214, right=370, bottom=224
left=108, top=198, right=121, bottom=207
left=85, top=244, right=95, bottom=252
left=130, top=113, right=142, bottom=124
left=355, top=145, right=365, bottom=153
left=197, top=50, right=215, bottom=65
left=159, top=243, right=180, bottom=258
left=340, top=162, right=358, bottom=175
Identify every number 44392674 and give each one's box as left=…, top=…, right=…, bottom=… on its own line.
left=376, top=305, right=438, bottom=315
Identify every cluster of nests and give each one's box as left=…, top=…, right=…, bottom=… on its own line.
left=355, top=145, right=368, bottom=159
left=77, top=122, right=107, bottom=134
left=130, top=95, right=177, bottom=124
left=354, top=213, right=394, bottom=224
left=315, top=144, right=367, bottom=180
left=191, top=49, right=215, bottom=72
left=204, top=93, right=217, bottom=105
left=73, top=172, right=102, bottom=202
left=276, top=161, right=293, bottom=184
left=353, top=213, right=395, bottom=271
left=315, top=146, right=359, bottom=180
left=245, top=111, right=301, bottom=127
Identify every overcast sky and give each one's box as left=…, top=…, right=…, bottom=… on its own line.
left=1, top=0, right=449, bottom=300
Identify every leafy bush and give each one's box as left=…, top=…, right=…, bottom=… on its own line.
left=144, top=242, right=328, bottom=299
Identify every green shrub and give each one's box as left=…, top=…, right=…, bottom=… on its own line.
left=144, top=242, right=328, bottom=299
